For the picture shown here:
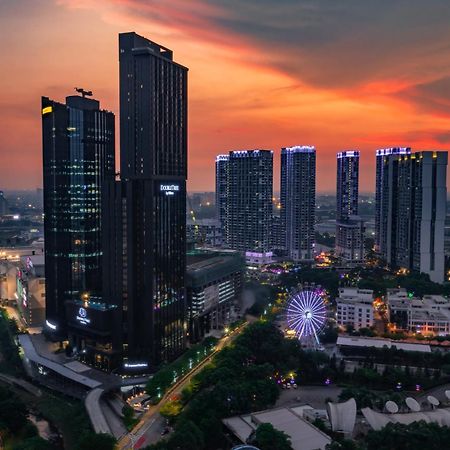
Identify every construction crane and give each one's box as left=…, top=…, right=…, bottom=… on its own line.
left=75, top=87, right=93, bottom=97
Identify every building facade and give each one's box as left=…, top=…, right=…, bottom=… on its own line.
left=388, top=290, right=450, bottom=335
left=187, top=218, right=223, bottom=247
left=225, top=150, right=273, bottom=260
left=92, top=32, right=188, bottom=372
left=335, top=151, right=364, bottom=263
left=378, top=151, right=447, bottom=283
left=336, top=288, right=374, bottom=330
left=375, top=148, right=411, bottom=253
left=215, top=155, right=229, bottom=239
left=186, top=250, right=244, bottom=343
left=42, top=94, right=115, bottom=337
left=280, top=146, right=316, bottom=261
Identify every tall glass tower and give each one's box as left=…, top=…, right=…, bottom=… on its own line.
left=226, top=150, right=273, bottom=263
left=102, top=32, right=188, bottom=372
left=215, top=154, right=229, bottom=240
left=378, top=151, right=447, bottom=283
left=42, top=93, right=115, bottom=337
left=335, top=151, right=364, bottom=263
left=375, top=147, right=411, bottom=253
left=280, top=146, right=316, bottom=261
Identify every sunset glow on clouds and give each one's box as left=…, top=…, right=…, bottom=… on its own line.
left=1, top=0, right=450, bottom=192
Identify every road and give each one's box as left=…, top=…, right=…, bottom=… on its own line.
left=118, top=322, right=248, bottom=449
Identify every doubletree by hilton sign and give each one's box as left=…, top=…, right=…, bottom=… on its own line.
left=76, top=307, right=91, bottom=325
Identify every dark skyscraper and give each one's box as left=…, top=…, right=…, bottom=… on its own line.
left=215, top=154, right=229, bottom=238
left=42, top=93, right=115, bottom=337
left=378, top=151, right=447, bottom=283
left=102, top=32, right=188, bottom=371
left=375, top=147, right=411, bottom=253
left=225, top=150, right=273, bottom=263
left=336, top=151, right=359, bottom=221
left=280, top=146, right=316, bottom=261
left=335, top=151, right=364, bottom=263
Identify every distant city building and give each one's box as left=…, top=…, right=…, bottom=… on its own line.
left=42, top=93, right=115, bottom=338
left=222, top=150, right=273, bottom=262
left=375, top=148, right=411, bottom=252
left=99, top=32, right=188, bottom=372
left=378, top=151, right=447, bottom=283
left=336, top=288, right=374, bottom=330
left=0, top=191, right=8, bottom=215
left=335, top=151, right=364, bottom=264
left=215, top=155, right=229, bottom=238
left=187, top=218, right=223, bottom=247
left=186, top=250, right=244, bottom=342
left=280, top=146, right=316, bottom=261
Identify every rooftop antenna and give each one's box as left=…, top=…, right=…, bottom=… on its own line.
left=75, top=87, right=93, bottom=98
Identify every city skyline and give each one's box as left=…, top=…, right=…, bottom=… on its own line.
left=2, top=1, right=450, bottom=193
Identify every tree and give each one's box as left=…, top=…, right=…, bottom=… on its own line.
left=252, top=423, right=293, bottom=450
left=0, top=397, right=28, bottom=432
left=160, top=400, right=183, bottom=422
left=366, top=421, right=450, bottom=449
left=122, top=404, right=137, bottom=430
left=76, top=432, right=117, bottom=450
left=169, top=420, right=204, bottom=450
left=326, top=439, right=361, bottom=450
left=12, top=436, right=50, bottom=450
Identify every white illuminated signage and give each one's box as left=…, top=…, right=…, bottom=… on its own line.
left=76, top=307, right=91, bottom=325
left=124, top=362, right=148, bottom=368
left=160, top=184, right=179, bottom=196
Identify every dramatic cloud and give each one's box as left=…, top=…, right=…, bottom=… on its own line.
left=0, top=0, right=449, bottom=192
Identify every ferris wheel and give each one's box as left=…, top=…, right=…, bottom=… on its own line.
left=286, top=290, right=327, bottom=345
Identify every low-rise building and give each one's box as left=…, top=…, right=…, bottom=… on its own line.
left=336, top=287, right=374, bottom=330
left=186, top=249, right=245, bottom=342
left=387, top=290, right=450, bottom=336
left=386, top=288, right=410, bottom=329
left=223, top=406, right=331, bottom=450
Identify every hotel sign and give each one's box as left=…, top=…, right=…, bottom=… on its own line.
left=160, top=184, right=180, bottom=196
left=76, top=307, right=91, bottom=325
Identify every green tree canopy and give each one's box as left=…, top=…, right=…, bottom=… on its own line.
left=252, top=423, right=293, bottom=450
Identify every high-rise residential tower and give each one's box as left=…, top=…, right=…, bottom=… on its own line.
left=215, top=154, right=229, bottom=239
left=335, top=151, right=364, bottom=263
left=224, top=150, right=273, bottom=263
left=378, top=151, right=447, bottom=283
left=375, top=147, right=411, bottom=253
left=101, top=32, right=188, bottom=371
left=280, top=146, right=316, bottom=261
left=42, top=93, right=115, bottom=338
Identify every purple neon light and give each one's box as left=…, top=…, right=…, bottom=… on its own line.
left=287, top=290, right=326, bottom=344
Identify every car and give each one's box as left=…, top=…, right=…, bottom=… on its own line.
left=286, top=384, right=291, bottom=389
left=293, top=384, right=298, bottom=389
left=161, top=427, right=170, bottom=436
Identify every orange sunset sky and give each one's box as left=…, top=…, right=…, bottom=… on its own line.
left=1, top=0, right=450, bottom=193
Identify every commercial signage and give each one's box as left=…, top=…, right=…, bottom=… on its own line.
left=160, top=184, right=179, bottom=196
left=76, top=307, right=91, bottom=325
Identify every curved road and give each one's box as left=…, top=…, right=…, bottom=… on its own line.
left=118, top=322, right=248, bottom=449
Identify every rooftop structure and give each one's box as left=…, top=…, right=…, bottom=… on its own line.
left=337, top=336, right=432, bottom=353
left=387, top=290, right=450, bottom=335
left=223, top=406, right=331, bottom=450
